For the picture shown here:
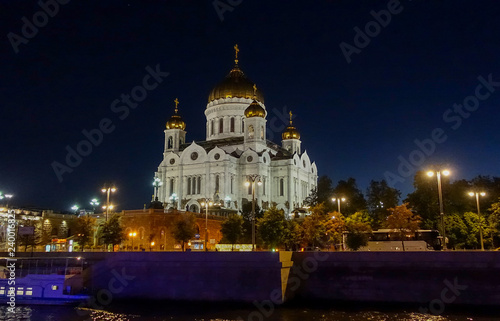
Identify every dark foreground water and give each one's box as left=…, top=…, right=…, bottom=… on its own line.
left=1, top=303, right=499, bottom=321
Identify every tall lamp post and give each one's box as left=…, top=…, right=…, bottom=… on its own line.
left=0, top=193, right=13, bottom=208
left=201, top=199, right=217, bottom=252
left=245, top=175, right=262, bottom=251
left=128, top=232, right=137, bottom=251
left=331, top=197, right=346, bottom=214
left=427, top=169, right=450, bottom=250
left=101, top=186, right=116, bottom=221
left=468, top=191, right=486, bottom=250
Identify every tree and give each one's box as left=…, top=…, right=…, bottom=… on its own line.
left=405, top=171, right=441, bottom=229
left=488, top=198, right=500, bottom=248
left=171, top=213, right=197, bottom=251
left=74, top=215, right=96, bottom=251
left=344, top=210, right=372, bottom=251
left=324, top=212, right=346, bottom=250
left=366, top=180, right=400, bottom=228
left=221, top=214, right=244, bottom=250
left=257, top=207, right=286, bottom=249
left=304, top=175, right=334, bottom=210
left=240, top=201, right=263, bottom=244
left=333, top=178, right=367, bottom=215
left=300, top=204, right=329, bottom=247
left=101, top=214, right=126, bottom=251
left=18, top=219, right=42, bottom=252
left=385, top=203, right=421, bottom=251
left=283, top=219, right=302, bottom=251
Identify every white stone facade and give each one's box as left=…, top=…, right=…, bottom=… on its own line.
left=155, top=72, right=317, bottom=215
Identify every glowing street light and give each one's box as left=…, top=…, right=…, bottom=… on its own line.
left=331, top=197, right=346, bottom=214
left=152, top=177, right=163, bottom=202
left=90, top=198, right=100, bottom=212
left=427, top=169, right=450, bottom=250
left=128, top=232, right=137, bottom=251
left=468, top=191, right=486, bottom=250
left=201, top=199, right=220, bottom=251
left=102, top=186, right=117, bottom=221
left=71, top=205, right=79, bottom=214
left=245, top=175, right=262, bottom=251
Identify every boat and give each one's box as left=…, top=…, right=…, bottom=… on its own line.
left=0, top=257, right=90, bottom=305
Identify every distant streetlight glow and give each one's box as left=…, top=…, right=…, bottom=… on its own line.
left=427, top=168, right=450, bottom=250
left=468, top=191, right=486, bottom=250
left=102, top=185, right=117, bottom=221
left=331, top=197, right=347, bottom=214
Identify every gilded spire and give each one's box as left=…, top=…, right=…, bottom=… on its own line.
left=289, top=111, right=293, bottom=125
left=253, top=84, right=257, bottom=98
left=234, top=44, right=239, bottom=65
left=174, top=98, right=179, bottom=113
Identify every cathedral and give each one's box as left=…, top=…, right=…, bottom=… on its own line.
left=154, top=46, right=318, bottom=215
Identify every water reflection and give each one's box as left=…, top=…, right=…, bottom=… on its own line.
left=0, top=305, right=497, bottom=321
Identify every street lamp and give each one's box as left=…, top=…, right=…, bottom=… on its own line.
left=427, top=169, right=450, bottom=250
left=245, top=175, right=262, bottom=251
left=150, top=241, right=155, bottom=251
left=169, top=193, right=178, bottom=209
left=90, top=198, right=100, bottom=212
left=101, top=186, right=117, bottom=221
left=468, top=191, right=486, bottom=250
left=152, top=177, right=163, bottom=201
left=201, top=199, right=214, bottom=251
left=71, top=205, right=79, bottom=214
left=331, top=197, right=346, bottom=214
left=128, top=232, right=137, bottom=251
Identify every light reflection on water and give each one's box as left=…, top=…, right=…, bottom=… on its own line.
left=0, top=305, right=497, bottom=321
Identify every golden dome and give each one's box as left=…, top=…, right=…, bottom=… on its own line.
left=208, top=45, right=264, bottom=103
left=244, top=100, right=266, bottom=118
left=282, top=111, right=300, bottom=140
left=166, top=98, right=186, bottom=130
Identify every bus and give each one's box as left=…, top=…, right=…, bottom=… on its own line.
left=343, top=229, right=443, bottom=251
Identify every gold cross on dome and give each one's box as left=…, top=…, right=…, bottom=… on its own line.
left=234, top=44, right=239, bottom=59
left=253, top=84, right=257, bottom=96
left=174, top=98, right=179, bottom=112
left=289, top=111, right=293, bottom=124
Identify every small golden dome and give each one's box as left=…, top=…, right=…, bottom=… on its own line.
left=166, top=98, right=186, bottom=130
left=244, top=100, right=266, bottom=118
left=208, top=45, right=264, bottom=103
left=282, top=111, right=300, bottom=140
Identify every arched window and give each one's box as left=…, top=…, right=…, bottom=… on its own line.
left=187, top=177, right=192, bottom=195
left=169, top=179, right=174, bottom=196
left=230, top=176, right=234, bottom=194
left=219, top=118, right=224, bottom=133
left=192, top=177, right=196, bottom=195
left=260, top=126, right=264, bottom=140
left=179, top=137, right=184, bottom=145
left=242, top=119, right=244, bottom=132
left=215, top=175, right=220, bottom=192
left=279, top=178, right=284, bottom=196
left=248, top=125, right=254, bottom=139
left=167, top=136, right=173, bottom=149
left=197, top=177, right=201, bottom=194
left=263, top=177, right=266, bottom=195
left=210, top=120, right=214, bottom=135
left=230, top=117, right=235, bottom=132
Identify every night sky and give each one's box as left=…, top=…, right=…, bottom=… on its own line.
left=1, top=0, right=499, bottom=212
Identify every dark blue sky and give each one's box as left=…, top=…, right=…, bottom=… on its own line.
left=1, top=0, right=499, bottom=211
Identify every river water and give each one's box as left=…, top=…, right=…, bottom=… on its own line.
left=1, top=303, right=498, bottom=321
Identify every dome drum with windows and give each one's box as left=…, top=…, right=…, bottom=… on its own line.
left=166, top=98, right=186, bottom=130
